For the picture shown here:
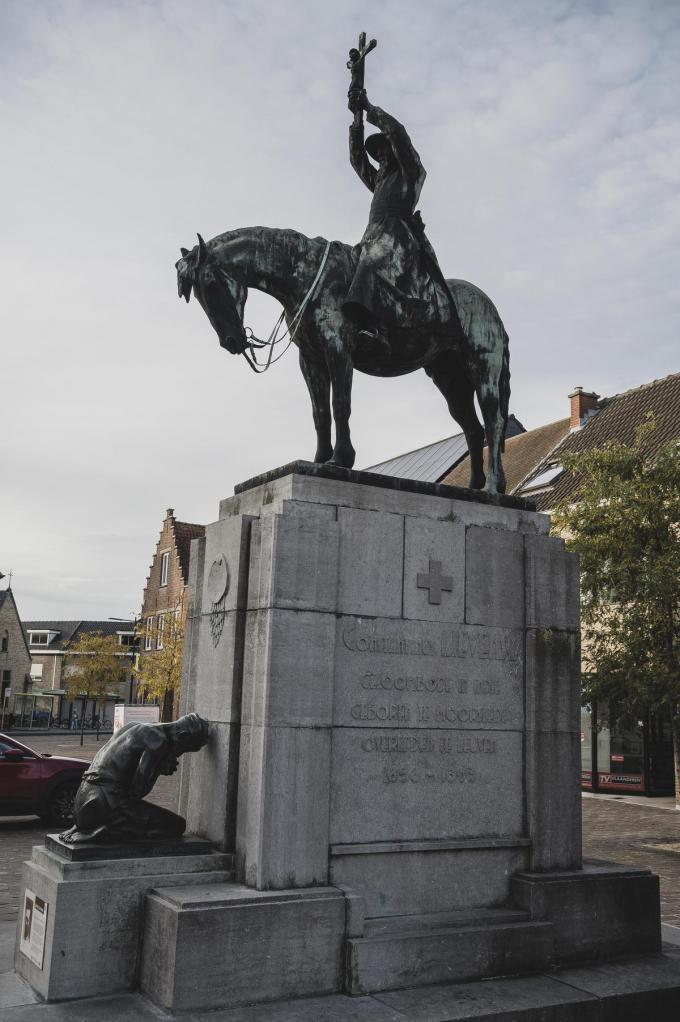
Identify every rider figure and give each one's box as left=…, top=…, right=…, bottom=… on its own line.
left=343, top=87, right=459, bottom=355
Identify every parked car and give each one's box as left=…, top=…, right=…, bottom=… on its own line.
left=0, top=733, right=88, bottom=826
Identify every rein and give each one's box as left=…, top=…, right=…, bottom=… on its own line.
left=240, top=240, right=331, bottom=374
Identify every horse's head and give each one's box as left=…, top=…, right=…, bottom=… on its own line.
left=175, top=234, right=248, bottom=355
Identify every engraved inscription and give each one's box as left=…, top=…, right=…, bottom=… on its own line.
left=335, top=618, right=524, bottom=732
left=342, top=623, right=521, bottom=661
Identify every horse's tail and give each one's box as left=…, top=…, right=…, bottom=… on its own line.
left=499, top=327, right=510, bottom=453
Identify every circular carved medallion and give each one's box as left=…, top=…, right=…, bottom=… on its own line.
left=207, top=554, right=230, bottom=604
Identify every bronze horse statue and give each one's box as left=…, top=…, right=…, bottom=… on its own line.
left=175, top=227, right=510, bottom=493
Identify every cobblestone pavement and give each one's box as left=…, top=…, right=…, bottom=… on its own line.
left=582, top=794, right=680, bottom=925
left=2, top=735, right=680, bottom=925
left=0, top=733, right=179, bottom=923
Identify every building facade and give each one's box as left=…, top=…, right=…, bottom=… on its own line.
left=17, top=620, right=135, bottom=729
left=0, top=589, right=32, bottom=723
left=139, top=508, right=205, bottom=716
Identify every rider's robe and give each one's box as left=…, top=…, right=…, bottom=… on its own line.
left=343, top=105, right=456, bottom=334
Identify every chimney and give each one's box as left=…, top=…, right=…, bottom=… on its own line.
left=166, top=508, right=175, bottom=518
left=568, top=387, right=599, bottom=429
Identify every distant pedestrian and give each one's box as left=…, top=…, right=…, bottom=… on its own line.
left=70, top=713, right=78, bottom=731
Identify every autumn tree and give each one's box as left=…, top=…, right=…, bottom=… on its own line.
left=135, top=610, right=184, bottom=721
left=64, top=631, right=128, bottom=746
left=553, top=419, right=680, bottom=802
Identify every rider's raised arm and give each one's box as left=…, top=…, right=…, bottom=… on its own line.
left=366, top=103, right=426, bottom=190
left=349, top=121, right=376, bottom=192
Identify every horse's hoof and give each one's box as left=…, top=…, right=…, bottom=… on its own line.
left=328, top=448, right=356, bottom=470
left=313, top=448, right=333, bottom=464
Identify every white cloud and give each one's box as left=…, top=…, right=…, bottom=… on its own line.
left=1, top=0, right=678, bottom=617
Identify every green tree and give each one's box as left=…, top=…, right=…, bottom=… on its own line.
left=64, top=631, right=127, bottom=746
left=553, top=419, right=680, bottom=802
left=135, top=610, right=184, bottom=721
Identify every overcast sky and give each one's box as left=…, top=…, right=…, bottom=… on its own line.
left=1, top=0, right=679, bottom=620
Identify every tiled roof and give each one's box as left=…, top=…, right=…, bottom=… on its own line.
left=22, top=620, right=135, bottom=651
left=519, top=372, right=680, bottom=511
left=366, top=415, right=526, bottom=484
left=173, top=521, right=205, bottom=582
left=442, top=417, right=570, bottom=494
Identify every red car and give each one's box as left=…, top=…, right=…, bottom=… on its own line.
left=0, top=733, right=88, bottom=826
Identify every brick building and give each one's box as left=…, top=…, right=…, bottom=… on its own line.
left=139, top=509, right=205, bottom=713
left=0, top=589, right=32, bottom=719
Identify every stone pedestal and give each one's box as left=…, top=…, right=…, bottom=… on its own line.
left=149, top=461, right=662, bottom=1012
left=15, top=463, right=670, bottom=1013
left=14, top=839, right=232, bottom=1001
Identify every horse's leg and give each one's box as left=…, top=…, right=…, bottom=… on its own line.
left=425, top=351, right=486, bottom=489
left=327, top=341, right=356, bottom=468
left=478, top=378, right=507, bottom=495
left=299, top=352, right=332, bottom=463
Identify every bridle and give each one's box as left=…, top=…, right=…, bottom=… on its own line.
left=239, top=241, right=331, bottom=374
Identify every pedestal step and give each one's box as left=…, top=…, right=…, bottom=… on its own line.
left=140, top=882, right=346, bottom=1012
left=346, top=913, right=554, bottom=995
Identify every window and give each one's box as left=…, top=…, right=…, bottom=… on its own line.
left=160, top=551, right=170, bottom=587
left=29, top=633, right=49, bottom=645
left=30, top=663, right=43, bottom=680
left=1, top=633, right=7, bottom=653
left=2, top=670, right=10, bottom=683
left=523, top=463, right=564, bottom=494
left=156, top=615, right=165, bottom=650
left=118, top=633, right=137, bottom=647
left=145, top=617, right=153, bottom=651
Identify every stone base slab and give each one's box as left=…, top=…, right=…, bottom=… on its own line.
left=14, top=844, right=233, bottom=1002
left=511, top=864, right=662, bottom=963
left=4, top=951, right=680, bottom=1020
left=346, top=914, right=554, bottom=995
left=139, top=882, right=346, bottom=1012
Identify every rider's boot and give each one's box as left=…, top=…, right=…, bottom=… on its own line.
left=357, top=323, right=391, bottom=359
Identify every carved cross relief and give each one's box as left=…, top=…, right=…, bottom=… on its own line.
left=416, top=559, right=454, bottom=605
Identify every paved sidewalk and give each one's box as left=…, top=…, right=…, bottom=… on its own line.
left=582, top=794, right=680, bottom=925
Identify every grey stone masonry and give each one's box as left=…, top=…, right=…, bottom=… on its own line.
left=16, top=463, right=665, bottom=1011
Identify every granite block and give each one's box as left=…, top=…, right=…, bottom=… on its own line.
left=200, top=514, right=253, bottom=614
left=526, top=629, right=581, bottom=734
left=236, top=724, right=331, bottom=888
left=526, top=534, right=580, bottom=632
left=346, top=919, right=554, bottom=995
left=330, top=728, right=524, bottom=845
left=330, top=845, right=529, bottom=917
left=189, top=610, right=244, bottom=723
left=465, top=527, right=525, bottom=629
left=512, top=865, right=662, bottom=963
left=337, top=507, right=404, bottom=617
left=525, top=730, right=582, bottom=871
left=402, top=518, right=465, bottom=623
left=184, top=720, right=240, bottom=848
left=14, top=848, right=232, bottom=1001
left=248, top=513, right=340, bottom=612
left=241, top=608, right=335, bottom=727
left=140, top=884, right=345, bottom=1012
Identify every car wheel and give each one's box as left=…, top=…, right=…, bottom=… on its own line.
left=46, top=781, right=80, bottom=827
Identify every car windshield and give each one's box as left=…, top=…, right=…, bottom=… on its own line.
left=0, top=734, right=38, bottom=758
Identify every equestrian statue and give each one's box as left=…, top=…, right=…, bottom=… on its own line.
left=175, top=34, right=510, bottom=493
